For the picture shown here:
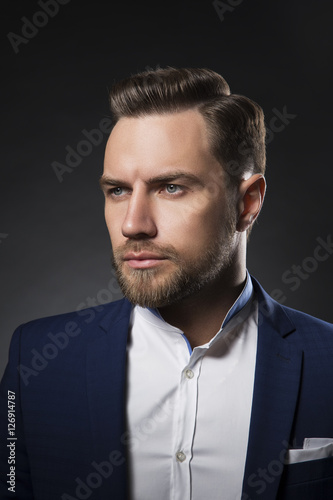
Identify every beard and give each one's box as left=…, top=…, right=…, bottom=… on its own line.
left=112, top=206, right=237, bottom=309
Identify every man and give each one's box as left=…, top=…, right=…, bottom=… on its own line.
left=0, top=67, right=332, bottom=500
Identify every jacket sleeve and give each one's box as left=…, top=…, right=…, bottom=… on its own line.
left=0, top=326, right=34, bottom=499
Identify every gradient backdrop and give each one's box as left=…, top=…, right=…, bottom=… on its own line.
left=1, top=0, right=332, bottom=378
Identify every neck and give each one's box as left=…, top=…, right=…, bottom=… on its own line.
left=158, top=260, right=247, bottom=349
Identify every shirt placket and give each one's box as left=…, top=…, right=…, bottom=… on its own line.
left=171, top=340, right=206, bottom=500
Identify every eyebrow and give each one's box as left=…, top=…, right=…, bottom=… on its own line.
left=99, top=171, right=204, bottom=190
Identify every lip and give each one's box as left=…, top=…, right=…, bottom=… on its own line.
left=123, top=252, right=165, bottom=260
left=123, top=252, right=167, bottom=269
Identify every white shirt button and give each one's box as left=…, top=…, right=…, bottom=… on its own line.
left=176, top=451, right=186, bottom=462
left=185, top=369, right=194, bottom=379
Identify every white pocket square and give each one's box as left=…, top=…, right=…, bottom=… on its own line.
left=286, top=438, right=333, bottom=464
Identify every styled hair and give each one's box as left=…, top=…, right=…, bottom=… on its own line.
left=108, top=67, right=266, bottom=187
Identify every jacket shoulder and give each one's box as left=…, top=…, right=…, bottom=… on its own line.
left=281, top=304, right=333, bottom=331
left=13, top=297, right=132, bottom=343
left=251, top=275, right=333, bottom=343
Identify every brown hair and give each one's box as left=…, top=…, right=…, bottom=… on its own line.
left=109, top=67, right=266, bottom=186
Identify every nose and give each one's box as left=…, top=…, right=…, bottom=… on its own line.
left=121, top=188, right=157, bottom=239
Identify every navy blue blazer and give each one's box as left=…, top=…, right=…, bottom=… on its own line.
left=1, top=277, right=333, bottom=499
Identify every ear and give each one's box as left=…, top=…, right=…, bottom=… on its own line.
left=236, top=174, right=266, bottom=232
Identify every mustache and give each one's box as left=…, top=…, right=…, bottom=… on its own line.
left=112, top=241, right=180, bottom=261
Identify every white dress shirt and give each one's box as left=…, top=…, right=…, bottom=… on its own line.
left=126, top=273, right=258, bottom=500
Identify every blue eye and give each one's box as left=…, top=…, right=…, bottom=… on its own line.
left=111, top=187, right=124, bottom=196
left=166, top=184, right=180, bottom=194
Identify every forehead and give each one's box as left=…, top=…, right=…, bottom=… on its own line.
left=103, top=109, right=216, bottom=178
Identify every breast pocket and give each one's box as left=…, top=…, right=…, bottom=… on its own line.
left=277, top=456, right=333, bottom=499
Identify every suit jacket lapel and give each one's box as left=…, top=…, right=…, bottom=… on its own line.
left=242, top=279, right=303, bottom=499
left=86, top=298, right=132, bottom=500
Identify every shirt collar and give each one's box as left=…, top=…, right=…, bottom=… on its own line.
left=146, top=270, right=253, bottom=330
left=221, top=270, right=253, bottom=328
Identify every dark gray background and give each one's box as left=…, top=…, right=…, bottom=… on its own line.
left=1, top=0, right=332, bottom=378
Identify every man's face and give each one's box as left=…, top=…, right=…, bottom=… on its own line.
left=101, top=109, right=239, bottom=308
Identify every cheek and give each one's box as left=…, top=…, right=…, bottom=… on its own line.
left=160, top=205, right=221, bottom=254
left=104, top=207, right=123, bottom=243
left=172, top=190, right=228, bottom=235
